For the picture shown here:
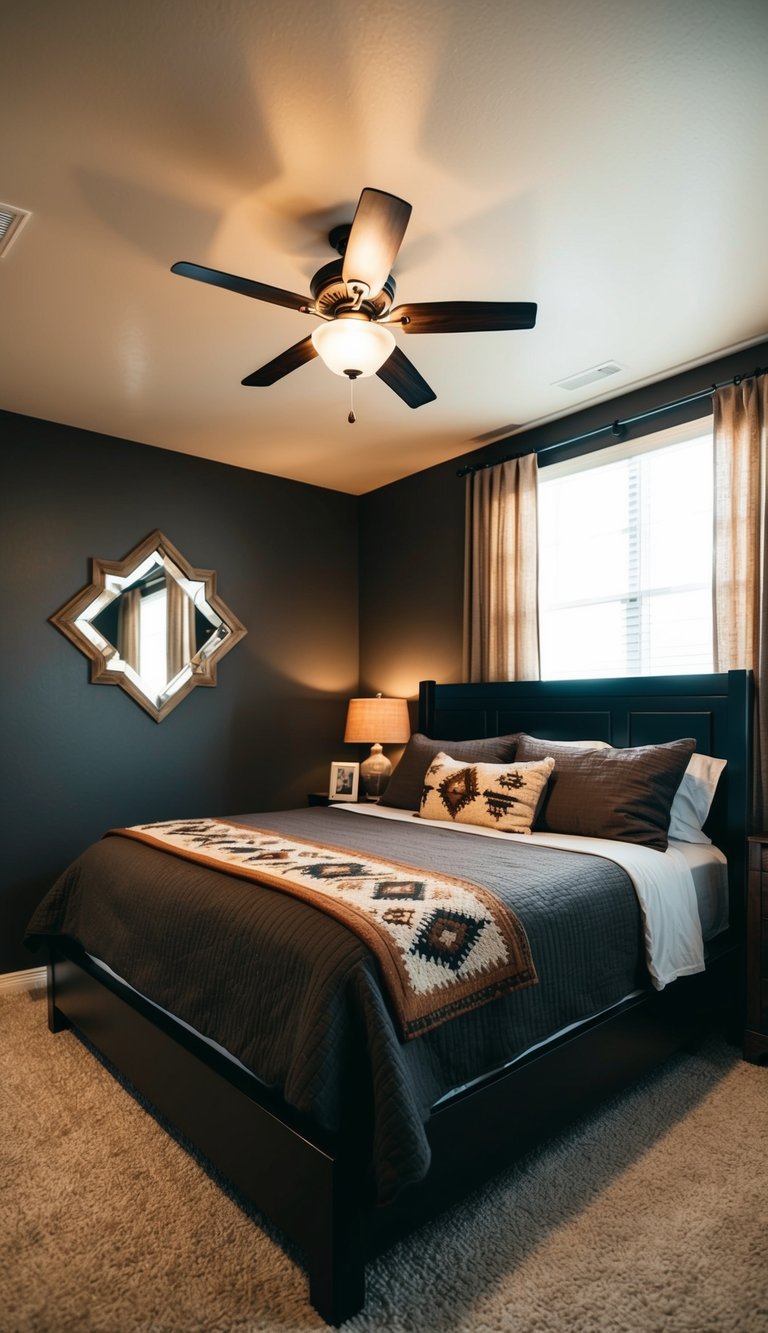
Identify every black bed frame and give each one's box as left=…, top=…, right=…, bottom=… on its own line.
left=46, top=671, right=753, bottom=1324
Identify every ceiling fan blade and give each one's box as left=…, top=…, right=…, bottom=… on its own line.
left=389, top=301, right=538, bottom=334
left=341, top=188, right=412, bottom=299
left=241, top=336, right=318, bottom=386
left=172, top=262, right=311, bottom=314
left=376, top=346, right=436, bottom=409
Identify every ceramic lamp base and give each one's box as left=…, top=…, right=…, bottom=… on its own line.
left=360, top=743, right=393, bottom=801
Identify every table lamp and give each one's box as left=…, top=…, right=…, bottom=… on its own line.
left=344, top=693, right=411, bottom=800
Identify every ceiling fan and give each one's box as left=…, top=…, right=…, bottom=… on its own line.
left=171, top=187, right=537, bottom=418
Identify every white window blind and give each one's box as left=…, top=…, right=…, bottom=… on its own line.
left=537, top=421, right=713, bottom=679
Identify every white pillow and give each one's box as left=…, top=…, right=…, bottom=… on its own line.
left=545, top=739, right=612, bottom=749
left=668, top=752, right=726, bottom=844
left=420, top=752, right=555, bottom=834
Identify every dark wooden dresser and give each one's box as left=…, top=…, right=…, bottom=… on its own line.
left=745, top=835, right=768, bottom=1063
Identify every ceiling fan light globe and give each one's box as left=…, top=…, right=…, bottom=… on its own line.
left=311, top=318, right=395, bottom=378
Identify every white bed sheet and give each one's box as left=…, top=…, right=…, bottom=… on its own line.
left=670, top=839, right=729, bottom=941
left=328, top=803, right=729, bottom=990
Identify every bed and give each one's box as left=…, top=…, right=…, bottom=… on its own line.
left=29, top=671, right=753, bottom=1325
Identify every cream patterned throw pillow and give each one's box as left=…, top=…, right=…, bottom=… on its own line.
left=419, top=752, right=555, bottom=834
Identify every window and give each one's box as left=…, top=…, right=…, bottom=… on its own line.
left=537, top=421, right=713, bottom=679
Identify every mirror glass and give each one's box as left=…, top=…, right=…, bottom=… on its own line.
left=50, top=531, right=247, bottom=721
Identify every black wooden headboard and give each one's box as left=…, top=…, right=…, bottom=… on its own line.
left=418, top=671, right=753, bottom=920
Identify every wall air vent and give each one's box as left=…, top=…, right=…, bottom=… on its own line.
left=0, top=204, right=31, bottom=258
left=554, top=361, right=624, bottom=392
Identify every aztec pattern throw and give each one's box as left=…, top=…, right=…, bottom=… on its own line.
left=111, top=819, right=538, bottom=1039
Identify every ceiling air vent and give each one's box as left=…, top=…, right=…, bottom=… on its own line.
left=554, top=361, right=624, bottom=392
left=0, top=204, right=31, bottom=258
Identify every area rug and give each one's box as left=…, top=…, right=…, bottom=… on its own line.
left=1, top=989, right=766, bottom=1332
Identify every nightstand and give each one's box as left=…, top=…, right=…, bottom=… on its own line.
left=745, top=836, right=768, bottom=1063
left=307, top=792, right=332, bottom=807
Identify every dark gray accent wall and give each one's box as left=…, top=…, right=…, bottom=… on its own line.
left=1, top=411, right=358, bottom=973
left=359, top=459, right=466, bottom=707
left=358, top=341, right=768, bottom=716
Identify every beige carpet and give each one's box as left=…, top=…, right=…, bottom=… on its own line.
left=1, top=989, right=766, bottom=1333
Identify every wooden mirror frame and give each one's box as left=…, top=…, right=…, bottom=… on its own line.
left=49, top=530, right=247, bottom=722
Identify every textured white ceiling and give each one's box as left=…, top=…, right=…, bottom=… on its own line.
left=1, top=0, right=766, bottom=493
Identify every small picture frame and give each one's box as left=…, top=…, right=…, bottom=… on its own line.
left=329, top=761, right=359, bottom=802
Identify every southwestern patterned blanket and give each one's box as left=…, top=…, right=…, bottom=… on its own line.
left=114, top=819, right=538, bottom=1039
left=27, top=806, right=645, bottom=1202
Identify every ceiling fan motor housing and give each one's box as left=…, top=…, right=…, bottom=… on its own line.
left=310, top=258, right=396, bottom=320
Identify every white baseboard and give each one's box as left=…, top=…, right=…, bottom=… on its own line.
left=0, top=966, right=47, bottom=994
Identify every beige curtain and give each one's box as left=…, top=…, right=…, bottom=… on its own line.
left=463, top=453, right=540, bottom=681
left=117, top=587, right=140, bottom=671
left=713, top=375, right=768, bottom=824
left=166, top=578, right=196, bottom=680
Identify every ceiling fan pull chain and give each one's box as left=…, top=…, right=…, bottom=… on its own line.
left=346, top=369, right=361, bottom=423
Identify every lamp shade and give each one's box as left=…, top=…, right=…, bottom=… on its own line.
left=344, top=696, right=411, bottom=744
left=311, top=317, right=395, bottom=378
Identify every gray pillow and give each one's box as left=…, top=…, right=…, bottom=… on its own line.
left=381, top=732, right=520, bottom=810
left=512, top=733, right=697, bottom=851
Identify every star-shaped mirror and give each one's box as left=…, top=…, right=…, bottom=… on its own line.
left=50, top=530, right=247, bottom=721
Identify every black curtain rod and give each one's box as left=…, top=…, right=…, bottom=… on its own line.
left=456, top=363, right=766, bottom=478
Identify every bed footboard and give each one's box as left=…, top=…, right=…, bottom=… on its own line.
left=46, top=936, right=738, bottom=1324
left=47, top=947, right=368, bottom=1326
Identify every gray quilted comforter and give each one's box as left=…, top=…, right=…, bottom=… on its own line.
left=26, top=805, right=645, bottom=1202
